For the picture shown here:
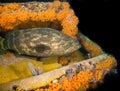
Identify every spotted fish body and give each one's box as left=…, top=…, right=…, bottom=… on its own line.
left=0, top=28, right=81, bottom=57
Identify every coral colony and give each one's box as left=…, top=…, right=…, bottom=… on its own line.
left=0, top=1, right=117, bottom=91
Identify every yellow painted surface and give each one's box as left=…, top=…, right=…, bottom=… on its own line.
left=0, top=51, right=84, bottom=85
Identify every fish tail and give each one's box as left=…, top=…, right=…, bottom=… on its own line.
left=0, top=36, right=7, bottom=54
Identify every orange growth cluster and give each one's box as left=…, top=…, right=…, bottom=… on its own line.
left=14, top=55, right=116, bottom=91
left=80, top=36, right=103, bottom=57
left=0, top=1, right=79, bottom=38
left=83, top=41, right=103, bottom=57
left=96, top=55, right=116, bottom=70
left=35, top=56, right=116, bottom=91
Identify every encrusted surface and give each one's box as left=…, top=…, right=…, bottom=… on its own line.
left=0, top=1, right=78, bottom=38
left=0, top=1, right=117, bottom=91
left=0, top=54, right=117, bottom=91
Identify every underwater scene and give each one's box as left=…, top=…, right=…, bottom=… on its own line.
left=0, top=0, right=118, bottom=91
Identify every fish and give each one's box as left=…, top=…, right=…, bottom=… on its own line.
left=0, top=28, right=81, bottom=57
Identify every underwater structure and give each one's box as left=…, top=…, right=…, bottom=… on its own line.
left=0, top=1, right=117, bottom=91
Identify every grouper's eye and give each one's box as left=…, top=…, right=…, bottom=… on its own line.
left=35, top=44, right=51, bottom=52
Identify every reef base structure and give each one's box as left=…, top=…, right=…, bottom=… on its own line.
left=0, top=1, right=117, bottom=91
left=0, top=32, right=117, bottom=91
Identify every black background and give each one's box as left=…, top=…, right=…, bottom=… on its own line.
left=70, top=0, right=120, bottom=91
left=0, top=0, right=120, bottom=91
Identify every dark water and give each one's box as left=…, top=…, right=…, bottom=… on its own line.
left=70, top=0, right=120, bottom=91
left=0, top=0, right=119, bottom=91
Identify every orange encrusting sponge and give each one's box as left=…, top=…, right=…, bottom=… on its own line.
left=32, top=56, right=116, bottom=91
left=0, top=1, right=78, bottom=38
left=12, top=56, right=115, bottom=91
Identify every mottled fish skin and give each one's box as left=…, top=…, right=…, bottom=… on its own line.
left=1, top=28, right=81, bottom=57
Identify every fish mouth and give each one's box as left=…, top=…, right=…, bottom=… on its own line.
left=75, top=40, right=81, bottom=49
left=72, top=39, right=81, bottom=51
left=65, top=41, right=81, bottom=54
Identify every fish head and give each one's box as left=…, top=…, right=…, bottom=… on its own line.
left=50, top=35, right=81, bottom=56
left=63, top=38, right=81, bottom=55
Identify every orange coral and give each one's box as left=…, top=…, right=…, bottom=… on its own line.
left=0, top=1, right=78, bottom=38
left=34, top=70, right=92, bottom=91
left=53, top=1, right=61, bottom=8
left=62, top=1, right=70, bottom=9
left=79, top=34, right=103, bottom=57
left=58, top=56, right=70, bottom=66
left=3, top=52, right=13, bottom=58
left=8, top=55, right=116, bottom=91
left=33, top=55, right=116, bottom=91
left=0, top=2, right=117, bottom=91
left=83, top=41, right=102, bottom=57
left=96, top=55, right=116, bottom=70
left=0, top=3, right=20, bottom=13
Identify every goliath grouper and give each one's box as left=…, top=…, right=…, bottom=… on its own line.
left=0, top=28, right=81, bottom=57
